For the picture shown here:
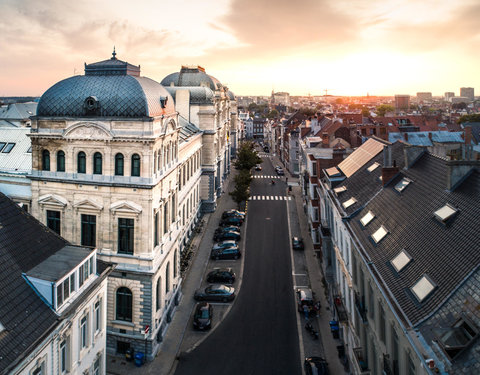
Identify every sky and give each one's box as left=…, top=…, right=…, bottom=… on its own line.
left=1, top=0, right=479, bottom=97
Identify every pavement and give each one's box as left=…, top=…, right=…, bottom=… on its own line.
left=107, top=153, right=348, bottom=375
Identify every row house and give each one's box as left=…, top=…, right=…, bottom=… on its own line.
left=318, top=138, right=480, bottom=375
left=0, top=192, right=114, bottom=375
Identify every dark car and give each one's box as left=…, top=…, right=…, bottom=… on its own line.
left=215, top=225, right=240, bottom=234
left=292, top=236, right=305, bottom=250
left=194, top=284, right=235, bottom=302
left=304, top=357, right=329, bottom=375
left=296, top=287, right=314, bottom=312
left=220, top=216, right=243, bottom=226
left=193, top=302, right=213, bottom=330
left=213, top=230, right=241, bottom=242
left=222, top=209, right=245, bottom=219
left=212, top=240, right=238, bottom=251
left=211, top=246, right=241, bottom=260
left=207, top=268, right=236, bottom=284
left=276, top=167, right=285, bottom=176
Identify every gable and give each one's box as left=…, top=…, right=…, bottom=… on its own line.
left=64, top=122, right=113, bottom=140
left=38, top=194, right=68, bottom=207
left=73, top=198, right=103, bottom=211
left=110, top=200, right=142, bottom=215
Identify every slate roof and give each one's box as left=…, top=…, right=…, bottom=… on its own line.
left=0, top=128, right=32, bottom=174
left=0, top=102, right=37, bottom=122
left=161, top=66, right=222, bottom=91
left=344, top=149, right=480, bottom=326
left=165, top=86, right=214, bottom=105
left=388, top=131, right=464, bottom=146
left=178, top=116, right=201, bottom=144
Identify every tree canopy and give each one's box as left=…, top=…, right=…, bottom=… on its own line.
left=458, top=113, right=480, bottom=124
left=376, top=104, right=395, bottom=117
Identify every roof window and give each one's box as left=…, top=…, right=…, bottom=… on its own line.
left=437, top=316, right=479, bottom=360
left=325, top=167, right=341, bottom=177
left=334, top=186, right=347, bottom=194
left=391, top=249, right=412, bottom=272
left=0, top=142, right=6, bottom=152
left=394, top=177, right=412, bottom=193
left=434, top=203, right=458, bottom=223
left=342, top=197, right=357, bottom=209
left=2, top=143, right=15, bottom=153
left=411, top=275, right=436, bottom=302
left=0, top=321, right=4, bottom=333
left=360, top=211, right=375, bottom=226
left=372, top=225, right=388, bottom=243
left=367, top=162, right=380, bottom=172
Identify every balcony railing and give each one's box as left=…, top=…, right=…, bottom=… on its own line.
left=334, top=295, right=348, bottom=323
left=352, top=347, right=370, bottom=375
left=354, top=292, right=368, bottom=324
left=383, top=354, right=393, bottom=375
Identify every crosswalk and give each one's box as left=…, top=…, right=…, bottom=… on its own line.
left=252, top=175, right=282, bottom=179
left=258, top=152, right=271, bottom=157
left=249, top=195, right=292, bottom=201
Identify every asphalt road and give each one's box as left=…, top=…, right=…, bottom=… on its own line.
left=174, top=158, right=302, bottom=375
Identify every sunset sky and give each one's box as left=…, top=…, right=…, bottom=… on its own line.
left=1, top=0, right=479, bottom=97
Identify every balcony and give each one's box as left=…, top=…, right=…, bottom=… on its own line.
left=352, top=347, right=370, bottom=375
left=333, top=295, right=348, bottom=323
left=354, top=292, right=368, bottom=324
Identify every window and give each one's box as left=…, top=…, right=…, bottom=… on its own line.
left=156, top=278, right=162, bottom=311
left=77, top=151, right=86, bottom=173
left=174, top=250, right=178, bottom=278
left=0, top=142, right=5, bottom=152
left=154, top=212, right=159, bottom=247
left=342, top=197, right=357, bottom=209
left=81, top=214, right=96, bottom=247
left=55, top=150, right=65, bottom=172
left=2, top=143, right=15, bottom=153
left=115, top=153, right=124, bottom=176
left=47, top=210, right=61, bottom=234
left=391, top=250, right=412, bottom=272
left=78, top=259, right=93, bottom=287
left=360, top=211, right=375, bottom=226
left=93, top=356, right=101, bottom=375
left=166, top=262, right=170, bottom=293
left=42, top=150, right=50, bottom=171
left=434, top=203, right=458, bottom=223
left=411, top=275, right=436, bottom=302
left=70, top=273, right=76, bottom=293
left=394, top=177, right=412, bottom=192
left=334, top=186, right=347, bottom=194
left=372, top=226, right=388, bottom=243
left=406, top=353, right=415, bottom=375
left=438, top=316, right=479, bottom=359
left=93, top=152, right=102, bottom=174
left=116, top=287, right=132, bottom=322
left=367, top=162, right=380, bottom=172
left=60, top=339, right=68, bottom=373
left=80, top=315, right=88, bottom=348
left=118, top=218, right=134, bottom=254
left=94, top=300, right=101, bottom=333
left=56, top=277, right=70, bottom=308
left=368, top=284, right=374, bottom=319
left=379, top=303, right=386, bottom=343
left=163, top=203, right=168, bottom=234
left=131, top=153, right=140, bottom=176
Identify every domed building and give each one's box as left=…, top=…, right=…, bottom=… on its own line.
left=161, top=65, right=238, bottom=211
left=29, top=52, right=205, bottom=361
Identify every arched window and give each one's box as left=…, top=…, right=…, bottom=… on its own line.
left=77, top=151, right=86, bottom=173
left=93, top=152, right=102, bottom=175
left=114, top=153, right=124, bottom=176
left=174, top=251, right=178, bottom=278
left=131, top=154, right=141, bottom=177
left=42, top=150, right=50, bottom=171
left=116, top=287, right=132, bottom=322
left=156, top=278, right=162, bottom=311
left=56, top=150, right=65, bottom=172
left=165, top=262, right=170, bottom=293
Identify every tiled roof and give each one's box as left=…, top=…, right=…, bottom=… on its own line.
left=0, top=128, right=32, bottom=174
left=0, top=102, right=37, bottom=121
left=346, top=150, right=480, bottom=325
left=178, top=116, right=201, bottom=144
left=161, top=67, right=222, bottom=91
left=388, top=131, right=464, bottom=146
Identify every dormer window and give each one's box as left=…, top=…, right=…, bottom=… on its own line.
left=391, top=249, right=412, bottom=272
left=343, top=197, right=357, bottom=209
left=434, top=203, right=458, bottom=224
left=395, top=177, right=412, bottom=193
left=334, top=186, right=347, bottom=194
left=372, top=225, right=388, bottom=243
left=367, top=162, right=380, bottom=172
left=360, top=211, right=375, bottom=226
left=411, top=275, right=436, bottom=302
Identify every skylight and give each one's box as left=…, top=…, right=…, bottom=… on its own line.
left=342, top=197, right=357, bottom=209
left=395, top=178, right=412, bottom=193
left=367, top=162, right=380, bottom=172
left=360, top=211, right=375, bottom=226
left=334, top=186, right=347, bottom=194
left=0, top=321, right=4, bottom=333
left=2, top=143, right=15, bottom=153
left=434, top=204, right=458, bottom=223
left=411, top=275, right=436, bottom=302
left=325, top=167, right=341, bottom=177
left=391, top=250, right=412, bottom=272
left=372, top=226, right=388, bottom=243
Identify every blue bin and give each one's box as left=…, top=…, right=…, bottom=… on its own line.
left=134, top=352, right=144, bottom=367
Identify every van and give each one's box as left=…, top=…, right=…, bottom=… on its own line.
left=296, top=287, right=314, bottom=312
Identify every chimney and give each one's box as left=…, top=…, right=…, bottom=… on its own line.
left=428, top=132, right=432, bottom=141
left=404, top=145, right=425, bottom=169
left=382, top=145, right=399, bottom=186
left=446, top=159, right=480, bottom=191
left=404, top=133, right=408, bottom=142
left=322, top=132, right=329, bottom=148
left=464, top=125, right=472, bottom=145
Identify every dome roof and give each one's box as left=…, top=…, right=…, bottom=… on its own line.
left=161, top=66, right=222, bottom=91
left=227, top=90, right=235, bottom=100
left=165, top=87, right=214, bottom=105
left=37, top=54, right=175, bottom=118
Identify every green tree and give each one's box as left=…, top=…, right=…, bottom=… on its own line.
left=376, top=104, right=395, bottom=117
left=458, top=113, right=480, bottom=124
left=266, top=109, right=279, bottom=119
left=452, top=102, right=467, bottom=110
left=361, top=108, right=370, bottom=117
left=234, top=141, right=261, bottom=170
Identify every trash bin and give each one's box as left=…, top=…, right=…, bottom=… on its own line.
left=336, top=345, right=345, bottom=358
left=125, top=348, right=134, bottom=362
left=134, top=352, right=144, bottom=367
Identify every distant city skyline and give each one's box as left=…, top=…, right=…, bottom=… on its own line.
left=1, top=0, right=479, bottom=97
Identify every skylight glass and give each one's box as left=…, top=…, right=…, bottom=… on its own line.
left=372, top=226, right=388, bottom=243
left=334, top=186, right=347, bottom=194
left=342, top=197, right=357, bottom=209
left=367, top=162, right=380, bottom=172
left=434, top=204, right=458, bottom=223
left=360, top=211, right=375, bottom=226
left=0, top=322, right=4, bottom=332
left=325, top=167, right=341, bottom=177
left=2, top=143, right=15, bottom=153
left=391, top=250, right=412, bottom=272
left=411, top=275, right=436, bottom=302
left=395, top=178, right=412, bottom=193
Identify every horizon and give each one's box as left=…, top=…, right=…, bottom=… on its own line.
left=1, top=0, right=479, bottom=97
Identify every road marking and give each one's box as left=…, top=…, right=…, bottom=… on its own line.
left=292, top=273, right=307, bottom=276
left=248, top=195, right=292, bottom=201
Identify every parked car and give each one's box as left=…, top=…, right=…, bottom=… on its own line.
left=212, top=240, right=238, bottom=251
left=276, top=167, right=285, bottom=176
left=292, top=236, right=305, bottom=250
left=211, top=246, right=241, bottom=260
left=222, top=209, right=245, bottom=219
left=255, top=164, right=262, bottom=171
left=215, top=225, right=240, bottom=234
left=194, top=284, right=235, bottom=302
left=220, top=216, right=243, bottom=226
left=206, top=268, right=236, bottom=284
left=304, top=357, right=329, bottom=375
left=213, top=230, right=241, bottom=242
left=193, top=302, right=213, bottom=330
left=296, top=287, right=314, bottom=312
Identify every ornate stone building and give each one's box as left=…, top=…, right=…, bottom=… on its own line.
left=27, top=53, right=217, bottom=360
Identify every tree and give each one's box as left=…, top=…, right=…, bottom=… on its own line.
left=234, top=141, right=262, bottom=170
left=230, top=142, right=260, bottom=207
left=458, top=113, right=480, bottom=124
left=361, top=108, right=370, bottom=117
left=376, top=104, right=395, bottom=117
left=266, top=109, right=278, bottom=119
left=452, top=102, right=467, bottom=110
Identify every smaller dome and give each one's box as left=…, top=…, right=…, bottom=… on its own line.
left=165, top=87, right=214, bottom=105
left=227, top=90, right=236, bottom=100
left=161, top=66, right=222, bottom=91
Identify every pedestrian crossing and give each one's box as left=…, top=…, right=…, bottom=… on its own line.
left=249, top=195, right=292, bottom=201
left=252, top=175, right=282, bottom=179
left=258, top=153, right=272, bottom=158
